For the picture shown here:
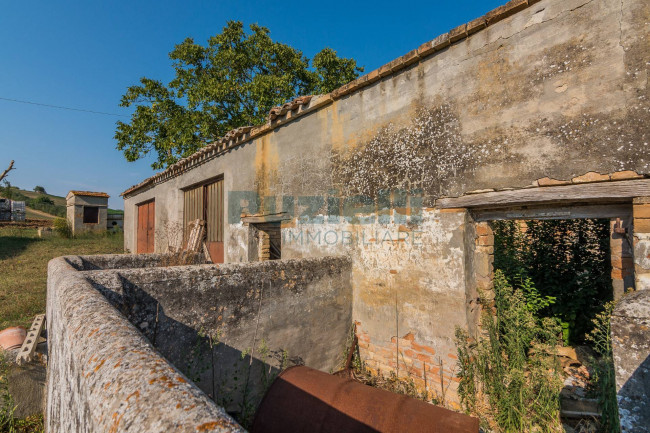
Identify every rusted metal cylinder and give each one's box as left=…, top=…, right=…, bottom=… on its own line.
left=251, top=365, right=479, bottom=433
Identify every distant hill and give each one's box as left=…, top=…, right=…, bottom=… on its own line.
left=1, top=186, right=123, bottom=219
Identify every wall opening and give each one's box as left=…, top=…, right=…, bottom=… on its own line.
left=83, top=206, right=99, bottom=224
left=491, top=218, right=615, bottom=345
left=183, top=177, right=224, bottom=263
left=248, top=222, right=281, bottom=261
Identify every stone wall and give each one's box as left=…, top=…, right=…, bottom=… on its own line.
left=47, top=253, right=352, bottom=431
left=83, top=255, right=352, bottom=422
left=611, top=290, right=650, bottom=433
left=47, top=255, right=244, bottom=432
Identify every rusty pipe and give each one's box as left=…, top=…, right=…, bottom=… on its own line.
left=251, top=365, right=479, bottom=433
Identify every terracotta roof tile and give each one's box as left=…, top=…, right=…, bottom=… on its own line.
left=68, top=191, right=110, bottom=198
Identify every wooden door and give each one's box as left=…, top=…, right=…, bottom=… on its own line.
left=137, top=200, right=155, bottom=253
left=205, top=180, right=224, bottom=263
left=184, top=179, right=224, bottom=263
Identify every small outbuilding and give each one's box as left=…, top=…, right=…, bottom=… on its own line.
left=66, top=191, right=109, bottom=234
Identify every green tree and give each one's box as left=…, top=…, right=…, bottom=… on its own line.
left=33, top=185, right=46, bottom=194
left=116, top=21, right=363, bottom=169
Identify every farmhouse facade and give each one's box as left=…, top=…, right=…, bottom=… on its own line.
left=108, top=0, right=649, bottom=427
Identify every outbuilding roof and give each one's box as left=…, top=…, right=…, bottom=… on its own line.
left=67, top=191, right=110, bottom=199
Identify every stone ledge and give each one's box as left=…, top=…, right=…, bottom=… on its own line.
left=46, top=256, right=244, bottom=433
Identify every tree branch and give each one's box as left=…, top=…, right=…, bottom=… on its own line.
left=0, top=160, right=14, bottom=182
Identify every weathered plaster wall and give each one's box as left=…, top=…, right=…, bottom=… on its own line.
left=122, top=0, right=649, bottom=404
left=47, top=256, right=244, bottom=433
left=611, top=289, right=650, bottom=433
left=83, top=256, right=353, bottom=422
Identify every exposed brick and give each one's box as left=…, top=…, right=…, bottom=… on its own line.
left=358, top=340, right=369, bottom=349
left=466, top=17, right=487, bottom=35
left=448, top=353, right=458, bottom=360
left=448, top=24, right=467, bottom=43
left=404, top=349, right=416, bottom=358
left=475, top=224, right=492, bottom=236
left=366, top=69, right=380, bottom=83
left=537, top=177, right=571, bottom=186
left=611, top=170, right=643, bottom=180
left=477, top=234, right=494, bottom=246
left=634, top=218, right=650, bottom=233
left=401, top=49, right=420, bottom=66
left=485, top=0, right=528, bottom=25
left=417, top=32, right=451, bottom=58
left=411, top=342, right=436, bottom=355
left=633, top=204, right=650, bottom=219
left=612, top=268, right=624, bottom=279
left=572, top=171, right=610, bottom=183
left=402, top=332, right=415, bottom=341
left=416, top=353, right=432, bottom=363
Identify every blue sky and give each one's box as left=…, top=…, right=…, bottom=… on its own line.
left=0, top=0, right=504, bottom=209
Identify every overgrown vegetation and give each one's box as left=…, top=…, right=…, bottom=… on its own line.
left=585, top=301, right=620, bottom=433
left=492, top=219, right=612, bottom=344
left=456, top=271, right=563, bottom=433
left=52, top=218, right=72, bottom=238
left=0, top=227, right=123, bottom=329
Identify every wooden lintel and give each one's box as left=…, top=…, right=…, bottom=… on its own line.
left=471, top=203, right=632, bottom=222
left=241, top=212, right=291, bottom=224
left=436, top=179, right=650, bottom=209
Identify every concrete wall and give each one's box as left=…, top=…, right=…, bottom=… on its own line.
left=48, top=253, right=351, bottom=430
left=83, top=255, right=353, bottom=424
left=47, top=255, right=244, bottom=433
left=123, top=0, right=649, bottom=403
left=611, top=289, right=650, bottom=433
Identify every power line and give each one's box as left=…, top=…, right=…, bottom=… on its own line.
left=0, top=96, right=130, bottom=117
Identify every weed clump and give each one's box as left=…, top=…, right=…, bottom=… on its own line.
left=52, top=218, right=72, bottom=239
left=455, top=270, right=563, bottom=433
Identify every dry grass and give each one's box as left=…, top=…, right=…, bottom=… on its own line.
left=0, top=227, right=123, bottom=329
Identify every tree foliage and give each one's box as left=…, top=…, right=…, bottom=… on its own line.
left=116, top=21, right=363, bottom=169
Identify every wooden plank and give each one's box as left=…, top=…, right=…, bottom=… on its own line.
left=471, top=203, right=633, bottom=221
left=147, top=201, right=155, bottom=253
left=137, top=203, right=147, bottom=253
left=436, top=179, right=650, bottom=209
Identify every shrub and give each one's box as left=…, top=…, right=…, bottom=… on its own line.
left=53, top=218, right=72, bottom=238
left=456, top=270, right=563, bottom=433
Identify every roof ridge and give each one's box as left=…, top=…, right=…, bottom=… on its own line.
left=121, top=0, right=540, bottom=197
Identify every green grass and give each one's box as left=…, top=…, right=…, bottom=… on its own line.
left=0, top=227, right=123, bottom=329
